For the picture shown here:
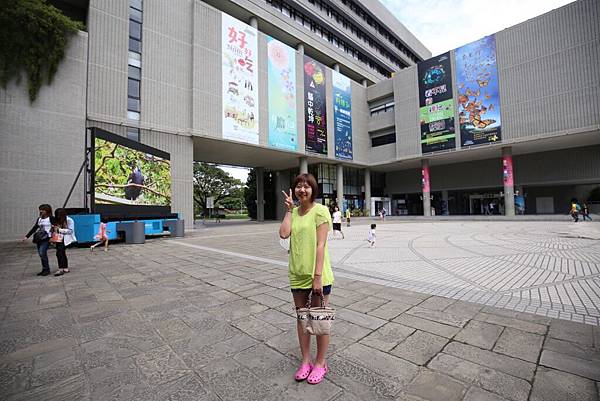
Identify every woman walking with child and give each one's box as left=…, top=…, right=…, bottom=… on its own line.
left=279, top=173, right=334, bottom=385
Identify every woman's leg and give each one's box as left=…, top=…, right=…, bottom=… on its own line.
left=292, top=291, right=312, bottom=364
left=313, top=294, right=330, bottom=367
left=103, top=238, right=109, bottom=251
left=56, top=242, right=68, bottom=270
left=37, top=241, right=50, bottom=272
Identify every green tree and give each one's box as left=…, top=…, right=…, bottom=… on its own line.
left=193, top=162, right=243, bottom=216
left=0, top=0, right=84, bottom=102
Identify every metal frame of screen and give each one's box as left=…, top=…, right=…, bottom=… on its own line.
left=90, top=127, right=173, bottom=220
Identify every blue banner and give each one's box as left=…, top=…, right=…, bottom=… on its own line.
left=267, top=37, right=297, bottom=150
left=332, top=71, right=352, bottom=160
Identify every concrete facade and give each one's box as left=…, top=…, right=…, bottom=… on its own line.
left=1, top=0, right=599, bottom=238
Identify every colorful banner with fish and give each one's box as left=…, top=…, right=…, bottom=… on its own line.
left=455, top=35, right=502, bottom=146
left=332, top=71, right=353, bottom=160
left=417, top=52, right=456, bottom=153
left=304, top=56, right=327, bottom=155
left=267, top=37, right=297, bottom=151
left=222, top=14, right=259, bottom=145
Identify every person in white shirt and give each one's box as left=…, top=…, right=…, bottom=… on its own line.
left=332, top=206, right=344, bottom=239
left=367, top=223, right=376, bottom=247
left=23, top=204, right=54, bottom=276
left=52, top=208, right=77, bottom=276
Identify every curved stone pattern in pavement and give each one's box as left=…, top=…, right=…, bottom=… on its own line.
left=327, top=222, right=600, bottom=325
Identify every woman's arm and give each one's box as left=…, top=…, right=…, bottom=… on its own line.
left=313, top=222, right=328, bottom=283
left=279, top=189, right=294, bottom=239
left=59, top=218, right=75, bottom=235
left=24, top=220, right=39, bottom=238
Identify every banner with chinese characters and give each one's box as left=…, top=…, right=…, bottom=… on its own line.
left=267, top=37, right=297, bottom=151
left=222, top=14, right=259, bottom=144
left=332, top=71, right=353, bottom=160
left=303, top=56, right=327, bottom=155
left=455, top=35, right=502, bottom=146
left=417, top=52, right=456, bottom=153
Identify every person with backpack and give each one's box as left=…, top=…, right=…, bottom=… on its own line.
left=22, top=204, right=54, bottom=276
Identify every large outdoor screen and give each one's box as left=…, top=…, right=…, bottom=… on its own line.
left=92, top=129, right=171, bottom=218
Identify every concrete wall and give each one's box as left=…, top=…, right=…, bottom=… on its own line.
left=0, top=32, right=88, bottom=240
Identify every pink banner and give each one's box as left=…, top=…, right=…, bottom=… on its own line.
left=422, top=166, right=430, bottom=193
left=503, top=155, right=513, bottom=186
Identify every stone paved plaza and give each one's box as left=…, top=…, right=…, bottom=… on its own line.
left=1, top=220, right=600, bottom=400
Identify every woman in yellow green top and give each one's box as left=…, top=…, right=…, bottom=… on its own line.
left=279, top=173, right=333, bottom=385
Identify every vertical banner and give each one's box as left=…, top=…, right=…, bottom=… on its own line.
left=417, top=52, right=455, bottom=153
left=267, top=37, right=297, bottom=150
left=332, top=71, right=353, bottom=160
left=502, top=155, right=513, bottom=186
left=303, top=56, right=327, bottom=154
left=421, top=165, right=430, bottom=193
left=455, top=35, right=502, bottom=146
left=222, top=14, right=259, bottom=144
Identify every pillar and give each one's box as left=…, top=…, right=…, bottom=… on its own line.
left=332, top=63, right=340, bottom=72
left=296, top=43, right=304, bottom=54
left=364, top=168, right=371, bottom=216
left=422, top=159, right=431, bottom=216
left=249, top=16, right=258, bottom=29
left=361, top=78, right=368, bottom=87
left=256, top=167, right=264, bottom=222
left=336, top=164, right=344, bottom=211
left=299, top=157, right=308, bottom=174
left=502, top=147, right=515, bottom=216
left=442, top=190, right=449, bottom=215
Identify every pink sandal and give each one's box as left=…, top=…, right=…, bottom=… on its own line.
left=294, top=362, right=313, bottom=381
left=307, top=363, right=328, bottom=384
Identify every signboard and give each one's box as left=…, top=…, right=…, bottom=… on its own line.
left=455, top=35, right=502, bottom=146
left=222, top=14, right=259, bottom=144
left=417, top=52, right=456, bottom=153
left=332, top=71, right=352, bottom=160
left=303, top=56, right=327, bottom=154
left=267, top=37, right=297, bottom=150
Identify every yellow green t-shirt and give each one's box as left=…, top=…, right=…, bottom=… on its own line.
left=289, top=203, right=334, bottom=289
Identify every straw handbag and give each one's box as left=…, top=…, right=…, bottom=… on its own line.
left=296, top=292, right=335, bottom=336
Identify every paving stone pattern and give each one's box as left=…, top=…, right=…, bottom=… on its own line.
left=0, top=220, right=599, bottom=400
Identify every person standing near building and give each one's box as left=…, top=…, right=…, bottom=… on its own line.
left=332, top=206, right=344, bottom=239
left=279, top=173, right=334, bottom=385
left=367, top=223, right=376, bottom=247
left=22, top=204, right=54, bottom=276
left=582, top=203, right=592, bottom=221
left=570, top=201, right=579, bottom=222
left=345, top=208, right=351, bottom=227
left=52, top=208, right=76, bottom=276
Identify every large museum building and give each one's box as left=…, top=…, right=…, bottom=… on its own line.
left=1, top=0, right=599, bottom=239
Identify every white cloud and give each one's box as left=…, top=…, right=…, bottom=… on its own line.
left=380, top=0, right=576, bottom=56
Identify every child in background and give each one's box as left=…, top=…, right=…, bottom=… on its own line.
left=367, top=223, right=376, bottom=247
left=91, top=222, right=109, bottom=251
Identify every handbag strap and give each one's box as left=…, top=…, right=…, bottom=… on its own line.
left=305, top=291, right=325, bottom=309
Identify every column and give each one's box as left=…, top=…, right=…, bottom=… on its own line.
left=299, top=157, right=308, bottom=174
left=422, top=159, right=431, bottom=216
left=361, top=78, right=368, bottom=87
left=442, top=190, right=449, bottom=215
left=256, top=167, right=264, bottom=222
left=502, top=147, right=515, bottom=216
left=364, top=168, right=371, bottom=217
left=296, top=43, right=304, bottom=54
left=249, top=16, right=258, bottom=29
left=332, top=63, right=340, bottom=72
left=336, top=164, right=344, bottom=211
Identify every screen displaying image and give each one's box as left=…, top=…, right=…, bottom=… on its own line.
left=94, top=137, right=171, bottom=207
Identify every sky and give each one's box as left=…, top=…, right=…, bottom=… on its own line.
left=218, top=0, right=575, bottom=181
left=379, top=0, right=576, bottom=56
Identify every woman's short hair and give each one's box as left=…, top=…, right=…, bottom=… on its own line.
left=38, top=204, right=52, bottom=215
left=292, top=173, right=318, bottom=202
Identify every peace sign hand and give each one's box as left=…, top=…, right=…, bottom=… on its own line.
left=282, top=189, right=294, bottom=212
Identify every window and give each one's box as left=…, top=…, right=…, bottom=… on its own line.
left=371, top=133, right=396, bottom=147
left=129, top=38, right=141, bottom=53
left=128, top=65, right=141, bottom=80
left=126, top=127, right=140, bottom=142
left=130, top=0, right=142, bottom=11
left=127, top=111, right=140, bottom=121
left=129, top=20, right=141, bottom=40
left=128, top=78, right=140, bottom=98
left=127, top=98, right=140, bottom=112
left=369, top=101, right=395, bottom=116
left=129, top=7, right=142, bottom=22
